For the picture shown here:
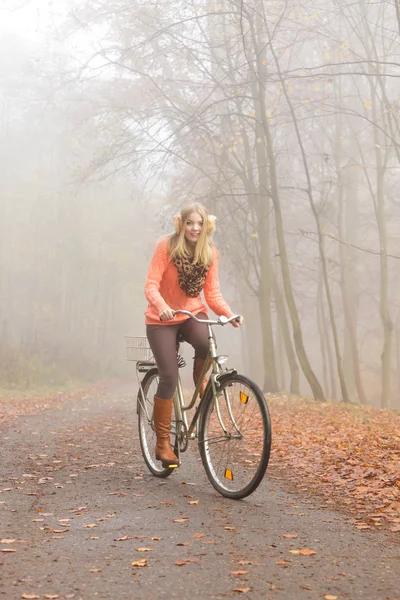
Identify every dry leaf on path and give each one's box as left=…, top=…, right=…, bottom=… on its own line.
left=135, top=548, right=152, bottom=552
left=324, top=596, right=338, bottom=600
left=1, top=548, right=16, bottom=552
left=289, top=548, right=316, bottom=556
left=233, top=588, right=251, bottom=594
left=282, top=533, right=298, bottom=539
left=90, top=569, right=102, bottom=573
left=21, top=595, right=40, bottom=599
left=191, top=533, right=206, bottom=539
left=132, top=558, right=148, bottom=567
left=173, top=518, right=189, bottom=523
left=224, top=526, right=236, bottom=531
left=175, top=558, right=199, bottom=566
left=44, top=595, right=60, bottom=599
left=231, top=570, right=249, bottom=575
left=188, top=500, right=199, bottom=505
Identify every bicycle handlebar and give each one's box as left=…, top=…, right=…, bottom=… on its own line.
left=172, top=309, right=241, bottom=326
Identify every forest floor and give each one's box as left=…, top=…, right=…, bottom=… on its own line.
left=0, top=382, right=399, bottom=600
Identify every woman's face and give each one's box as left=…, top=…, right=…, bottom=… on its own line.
left=184, top=211, right=204, bottom=245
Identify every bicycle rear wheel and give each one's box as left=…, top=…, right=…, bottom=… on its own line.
left=137, top=367, right=176, bottom=478
left=198, top=374, right=271, bottom=499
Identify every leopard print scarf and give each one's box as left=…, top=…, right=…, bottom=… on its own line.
left=172, top=254, right=209, bottom=298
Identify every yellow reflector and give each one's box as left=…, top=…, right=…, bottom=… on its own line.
left=225, top=468, right=233, bottom=481
left=240, top=391, right=249, bottom=404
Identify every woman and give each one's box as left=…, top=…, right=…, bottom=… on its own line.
left=144, top=203, right=243, bottom=466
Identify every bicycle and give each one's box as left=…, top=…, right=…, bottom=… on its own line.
left=125, top=310, right=272, bottom=499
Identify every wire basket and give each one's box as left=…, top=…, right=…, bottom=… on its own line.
left=125, top=336, right=153, bottom=361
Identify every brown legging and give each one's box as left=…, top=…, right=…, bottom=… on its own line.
left=146, top=312, right=209, bottom=399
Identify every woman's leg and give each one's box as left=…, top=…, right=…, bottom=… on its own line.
left=146, top=324, right=179, bottom=465
left=179, top=312, right=209, bottom=358
left=146, top=324, right=180, bottom=399
left=179, top=312, right=210, bottom=396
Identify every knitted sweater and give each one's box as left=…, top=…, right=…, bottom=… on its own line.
left=144, top=237, right=233, bottom=325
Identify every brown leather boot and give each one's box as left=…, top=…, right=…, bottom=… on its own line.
left=193, top=357, right=210, bottom=398
left=153, top=397, right=178, bottom=466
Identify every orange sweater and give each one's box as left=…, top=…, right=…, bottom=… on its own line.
left=144, top=237, right=233, bottom=325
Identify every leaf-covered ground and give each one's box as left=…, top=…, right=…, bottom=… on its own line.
left=0, top=383, right=106, bottom=431
left=268, top=395, right=400, bottom=533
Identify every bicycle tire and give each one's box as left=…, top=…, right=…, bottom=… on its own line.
left=198, top=373, right=271, bottom=499
left=137, top=367, right=176, bottom=478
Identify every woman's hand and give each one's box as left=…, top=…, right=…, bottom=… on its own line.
left=231, top=316, right=244, bottom=328
left=159, top=307, right=175, bottom=321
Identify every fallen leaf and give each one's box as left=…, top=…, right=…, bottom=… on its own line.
left=88, top=537, right=99, bottom=540
left=282, top=533, right=298, bottom=539
left=233, top=588, right=250, bottom=594
left=177, top=542, right=189, bottom=546
left=175, top=558, right=199, bottom=566
left=131, top=558, right=148, bottom=567
left=151, top=537, right=161, bottom=541
left=231, top=570, right=249, bottom=575
left=289, top=548, right=316, bottom=556
left=300, top=585, right=312, bottom=590
left=21, top=595, right=40, bottom=600
left=188, top=500, right=199, bottom=505
left=90, top=569, right=102, bottom=573
left=45, top=595, right=60, bottom=599
left=84, top=524, right=98, bottom=528
left=324, top=596, right=338, bottom=600
left=51, top=529, right=68, bottom=534
left=116, top=536, right=131, bottom=542
left=224, top=526, right=236, bottom=531
left=173, top=519, right=189, bottom=523
left=1, top=539, right=15, bottom=543
left=238, top=560, right=252, bottom=565
left=135, top=548, right=152, bottom=552
left=202, top=541, right=217, bottom=545
left=191, top=533, right=206, bottom=539
left=276, top=561, right=290, bottom=566
left=1, top=548, right=16, bottom=552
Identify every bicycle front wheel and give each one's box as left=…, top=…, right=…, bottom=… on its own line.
left=137, top=367, right=176, bottom=478
left=198, top=374, right=271, bottom=499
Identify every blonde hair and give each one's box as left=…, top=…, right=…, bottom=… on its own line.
left=169, top=203, right=216, bottom=266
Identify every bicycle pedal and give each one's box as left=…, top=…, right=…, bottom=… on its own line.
left=162, top=462, right=179, bottom=469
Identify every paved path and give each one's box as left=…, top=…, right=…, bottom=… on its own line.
left=1, top=385, right=399, bottom=599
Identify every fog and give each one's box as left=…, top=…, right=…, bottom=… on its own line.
left=1, top=0, right=400, bottom=409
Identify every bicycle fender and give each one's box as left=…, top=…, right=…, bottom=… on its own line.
left=214, top=369, right=237, bottom=387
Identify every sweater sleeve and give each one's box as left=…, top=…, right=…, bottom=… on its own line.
left=144, top=239, right=171, bottom=315
left=203, top=248, right=233, bottom=318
